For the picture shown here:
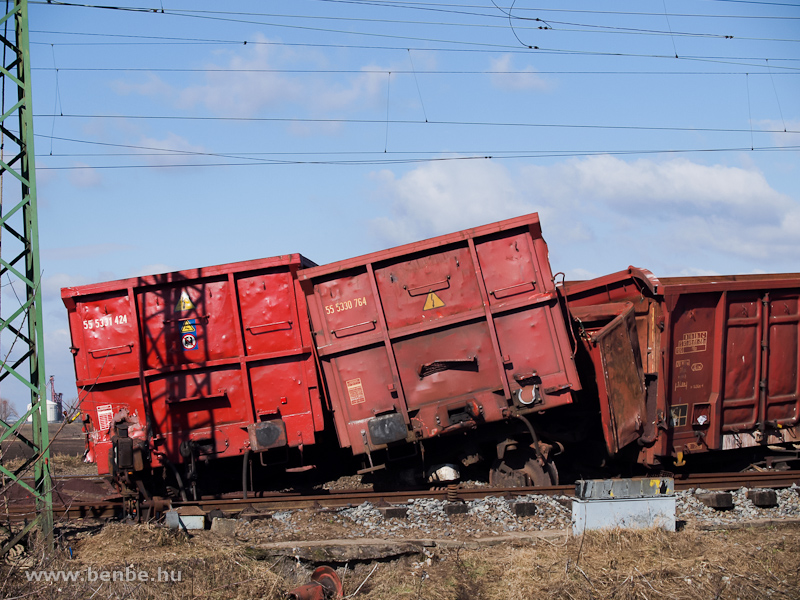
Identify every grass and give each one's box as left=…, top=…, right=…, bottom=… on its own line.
left=1, top=522, right=797, bottom=599
left=1, top=453, right=97, bottom=478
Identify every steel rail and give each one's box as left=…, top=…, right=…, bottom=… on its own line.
left=2, top=470, right=799, bottom=522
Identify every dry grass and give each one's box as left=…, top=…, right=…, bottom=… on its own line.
left=49, top=453, right=97, bottom=477
left=1, top=453, right=96, bottom=477
left=470, top=526, right=800, bottom=600
left=1, top=523, right=798, bottom=599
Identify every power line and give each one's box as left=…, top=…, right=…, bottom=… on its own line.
left=31, top=4, right=795, bottom=43
left=309, top=0, right=800, bottom=10
left=29, top=31, right=800, bottom=69
left=306, top=0, right=800, bottom=11
left=701, top=0, right=800, bottom=7
left=34, top=132, right=800, bottom=155
left=29, top=66, right=800, bottom=75
left=33, top=113, right=800, bottom=135
left=29, top=3, right=800, bottom=56
left=33, top=144, right=800, bottom=170
left=37, top=0, right=800, bottom=20
left=34, top=147, right=800, bottom=159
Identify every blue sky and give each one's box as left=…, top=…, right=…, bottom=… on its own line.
left=2, top=0, right=798, bottom=412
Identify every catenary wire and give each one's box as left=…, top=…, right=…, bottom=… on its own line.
left=28, top=31, right=800, bottom=70
left=33, top=145, right=800, bottom=170
left=29, top=67, right=800, bottom=75
left=29, top=133, right=800, bottom=160
left=28, top=3, right=800, bottom=55
left=32, top=114, right=800, bottom=135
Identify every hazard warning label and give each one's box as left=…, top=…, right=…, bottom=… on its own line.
left=182, top=333, right=197, bottom=350
left=176, top=290, right=195, bottom=311
left=181, top=319, right=196, bottom=333
left=423, top=291, right=445, bottom=311
left=96, top=404, right=114, bottom=432
left=346, top=378, right=366, bottom=405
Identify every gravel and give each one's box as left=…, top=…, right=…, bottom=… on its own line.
left=676, top=485, right=800, bottom=526
left=233, top=484, right=800, bottom=544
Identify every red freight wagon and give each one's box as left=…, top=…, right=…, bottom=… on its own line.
left=62, top=254, right=322, bottom=495
left=565, top=267, right=800, bottom=468
left=299, top=213, right=581, bottom=481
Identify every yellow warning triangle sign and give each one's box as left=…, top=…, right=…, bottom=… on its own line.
left=181, top=320, right=196, bottom=333
left=423, top=291, right=446, bottom=311
left=176, top=290, right=194, bottom=311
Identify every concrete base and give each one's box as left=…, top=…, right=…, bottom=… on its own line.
left=210, top=517, right=238, bottom=537
left=165, top=509, right=205, bottom=530
left=572, top=497, right=676, bottom=535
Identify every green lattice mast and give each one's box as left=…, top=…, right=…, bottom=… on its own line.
left=0, top=0, right=53, bottom=551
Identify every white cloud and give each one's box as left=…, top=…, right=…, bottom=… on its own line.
left=41, top=273, right=91, bottom=300
left=176, top=42, right=305, bottom=117
left=112, top=72, right=173, bottom=98
left=127, top=263, right=175, bottom=278
left=756, top=119, right=800, bottom=148
left=522, top=156, right=800, bottom=261
left=68, top=162, right=102, bottom=188
left=523, top=155, right=793, bottom=223
left=113, top=34, right=389, bottom=119
left=370, top=159, right=531, bottom=244
left=489, top=54, right=550, bottom=92
left=370, top=155, right=800, bottom=274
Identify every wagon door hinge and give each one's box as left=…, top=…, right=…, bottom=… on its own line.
left=656, top=410, right=669, bottom=431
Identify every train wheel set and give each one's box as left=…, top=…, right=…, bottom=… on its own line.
left=61, top=213, right=800, bottom=502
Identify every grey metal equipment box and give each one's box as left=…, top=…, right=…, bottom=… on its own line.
left=165, top=507, right=206, bottom=530
left=575, top=477, right=674, bottom=500
left=572, top=477, right=676, bottom=535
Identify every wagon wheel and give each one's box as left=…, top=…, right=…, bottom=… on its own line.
left=489, top=455, right=558, bottom=487
left=522, top=458, right=559, bottom=487
left=489, top=458, right=528, bottom=487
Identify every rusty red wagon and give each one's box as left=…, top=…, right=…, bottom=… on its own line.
left=299, top=213, right=581, bottom=484
left=62, top=254, right=322, bottom=498
left=565, top=267, right=800, bottom=469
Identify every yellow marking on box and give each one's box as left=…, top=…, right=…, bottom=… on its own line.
left=423, top=291, right=446, bottom=311
left=176, top=290, right=195, bottom=311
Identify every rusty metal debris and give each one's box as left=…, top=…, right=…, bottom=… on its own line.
left=287, top=566, right=343, bottom=600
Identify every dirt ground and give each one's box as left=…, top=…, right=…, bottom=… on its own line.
left=1, top=452, right=101, bottom=480
left=1, top=422, right=86, bottom=462
left=2, top=520, right=798, bottom=600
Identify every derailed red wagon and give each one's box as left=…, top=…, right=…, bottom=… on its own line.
left=62, top=254, right=323, bottom=499
left=61, top=212, right=800, bottom=501
left=299, top=213, right=582, bottom=484
left=565, top=267, right=800, bottom=471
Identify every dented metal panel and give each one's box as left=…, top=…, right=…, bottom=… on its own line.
left=61, top=255, right=322, bottom=473
left=565, top=267, right=800, bottom=462
left=571, top=302, right=647, bottom=455
left=299, top=213, right=581, bottom=456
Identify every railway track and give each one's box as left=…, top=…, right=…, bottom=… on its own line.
left=2, top=470, right=798, bottom=522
